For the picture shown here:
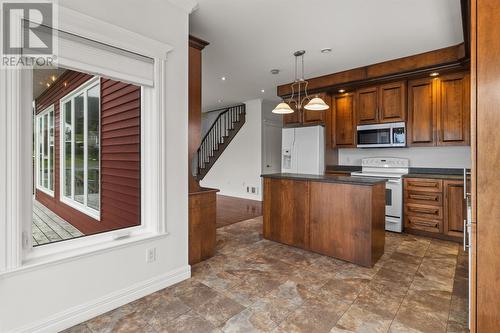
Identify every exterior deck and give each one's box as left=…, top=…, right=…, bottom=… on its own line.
left=32, top=200, right=84, bottom=246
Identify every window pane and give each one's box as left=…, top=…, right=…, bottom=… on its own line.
left=74, top=94, right=85, bottom=204
left=87, top=85, right=100, bottom=210
left=43, top=114, right=48, bottom=188
left=64, top=101, right=72, bottom=198
left=49, top=110, right=54, bottom=191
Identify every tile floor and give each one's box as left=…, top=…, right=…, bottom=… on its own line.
left=65, top=216, right=468, bottom=333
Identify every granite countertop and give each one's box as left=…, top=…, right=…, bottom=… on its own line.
left=325, top=165, right=362, bottom=173
left=404, top=167, right=468, bottom=180
left=326, top=165, right=468, bottom=180
left=261, top=173, right=387, bottom=186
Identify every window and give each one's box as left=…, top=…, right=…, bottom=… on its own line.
left=60, top=77, right=101, bottom=219
left=35, top=105, right=55, bottom=196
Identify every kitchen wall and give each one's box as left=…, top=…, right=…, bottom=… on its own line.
left=201, top=99, right=263, bottom=200
left=338, top=146, right=471, bottom=168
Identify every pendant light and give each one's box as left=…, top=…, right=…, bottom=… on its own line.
left=273, top=50, right=330, bottom=114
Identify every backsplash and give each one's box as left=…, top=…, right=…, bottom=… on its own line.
left=338, top=146, right=471, bottom=168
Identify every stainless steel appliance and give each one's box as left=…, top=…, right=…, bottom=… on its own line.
left=351, top=157, right=409, bottom=232
left=357, top=122, right=406, bottom=148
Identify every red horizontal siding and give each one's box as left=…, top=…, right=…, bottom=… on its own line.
left=35, top=70, right=141, bottom=235
left=100, top=78, right=141, bottom=231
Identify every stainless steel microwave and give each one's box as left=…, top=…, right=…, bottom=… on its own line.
left=357, top=122, right=406, bottom=148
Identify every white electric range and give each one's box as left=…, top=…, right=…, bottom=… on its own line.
left=351, top=157, right=409, bottom=232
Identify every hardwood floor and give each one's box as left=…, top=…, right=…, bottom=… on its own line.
left=216, top=194, right=262, bottom=228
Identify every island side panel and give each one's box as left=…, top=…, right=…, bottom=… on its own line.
left=371, top=183, right=386, bottom=265
left=263, top=178, right=310, bottom=248
left=309, top=182, right=381, bottom=267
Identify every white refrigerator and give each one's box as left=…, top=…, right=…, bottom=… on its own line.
left=281, top=125, right=325, bottom=175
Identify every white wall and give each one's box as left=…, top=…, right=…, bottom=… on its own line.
left=338, top=146, right=471, bottom=168
left=201, top=99, right=263, bottom=200
left=0, top=1, right=192, bottom=332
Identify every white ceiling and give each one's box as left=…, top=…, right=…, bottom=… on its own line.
left=189, top=0, right=464, bottom=112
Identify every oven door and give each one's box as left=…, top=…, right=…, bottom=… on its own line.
left=385, top=178, right=402, bottom=218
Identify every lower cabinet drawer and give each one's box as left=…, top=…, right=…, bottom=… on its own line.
left=405, top=203, right=443, bottom=219
left=404, top=190, right=443, bottom=206
left=405, top=215, right=442, bottom=233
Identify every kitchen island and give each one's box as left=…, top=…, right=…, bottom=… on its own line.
left=262, top=173, right=386, bottom=267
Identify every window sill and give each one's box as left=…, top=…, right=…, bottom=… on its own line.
left=36, top=186, right=55, bottom=198
left=0, top=231, right=169, bottom=279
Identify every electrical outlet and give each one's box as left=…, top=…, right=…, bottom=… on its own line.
left=146, top=248, right=157, bottom=263
left=251, top=187, right=256, bottom=194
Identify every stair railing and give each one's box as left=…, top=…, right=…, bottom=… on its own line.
left=197, top=104, right=246, bottom=176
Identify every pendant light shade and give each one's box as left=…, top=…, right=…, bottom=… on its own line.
left=272, top=102, right=294, bottom=114
left=304, top=97, right=330, bottom=111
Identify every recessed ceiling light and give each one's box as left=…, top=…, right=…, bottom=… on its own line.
left=321, top=48, right=332, bottom=54
left=261, top=89, right=265, bottom=93
left=430, top=72, right=440, bottom=77
left=51, top=75, right=57, bottom=82
left=338, top=89, right=346, bottom=93
left=218, top=99, right=223, bottom=103
left=221, top=76, right=226, bottom=81
left=270, top=69, right=280, bottom=75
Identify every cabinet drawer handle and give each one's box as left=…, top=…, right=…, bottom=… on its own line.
left=409, top=182, right=438, bottom=188
left=409, top=194, right=438, bottom=201
left=408, top=206, right=439, bottom=215
left=411, top=219, right=438, bottom=228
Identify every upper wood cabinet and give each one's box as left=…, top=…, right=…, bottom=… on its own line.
left=282, top=102, right=301, bottom=126
left=356, top=81, right=406, bottom=125
left=303, top=92, right=329, bottom=124
left=436, top=73, right=470, bottom=146
left=408, top=72, right=470, bottom=147
left=408, top=78, right=437, bottom=146
left=331, top=93, right=356, bottom=148
left=357, top=87, right=378, bottom=124
left=283, top=92, right=329, bottom=126
left=379, top=82, right=406, bottom=122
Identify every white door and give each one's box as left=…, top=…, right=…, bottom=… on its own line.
left=263, top=122, right=282, bottom=174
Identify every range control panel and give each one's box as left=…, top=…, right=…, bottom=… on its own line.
left=361, top=157, right=409, bottom=168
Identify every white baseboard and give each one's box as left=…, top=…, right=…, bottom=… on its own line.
left=13, top=265, right=191, bottom=333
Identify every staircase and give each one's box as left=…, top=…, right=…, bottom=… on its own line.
left=196, top=104, right=246, bottom=180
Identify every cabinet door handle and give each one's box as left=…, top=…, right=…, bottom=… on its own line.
left=463, top=219, right=469, bottom=251
left=409, top=206, right=439, bottom=215
left=409, top=182, right=437, bottom=188
left=409, top=193, right=438, bottom=201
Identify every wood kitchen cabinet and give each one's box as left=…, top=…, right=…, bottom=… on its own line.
left=408, top=72, right=470, bottom=147
left=436, top=72, right=470, bottom=146
left=443, top=180, right=465, bottom=238
left=282, top=101, right=301, bottom=126
left=331, top=92, right=356, bottom=147
left=356, top=81, right=406, bottom=125
left=263, top=174, right=385, bottom=267
left=283, top=92, right=330, bottom=126
left=262, top=178, right=309, bottom=248
left=404, top=177, right=465, bottom=242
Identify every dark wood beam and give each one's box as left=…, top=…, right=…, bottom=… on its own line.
left=277, top=44, right=467, bottom=98
left=461, top=0, right=471, bottom=59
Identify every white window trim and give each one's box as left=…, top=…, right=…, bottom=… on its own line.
left=59, top=76, right=101, bottom=221
left=35, top=105, right=55, bottom=197
left=0, top=8, right=171, bottom=274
